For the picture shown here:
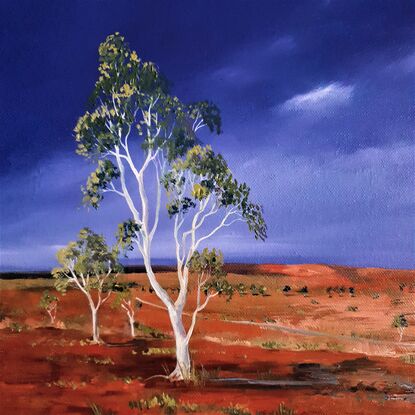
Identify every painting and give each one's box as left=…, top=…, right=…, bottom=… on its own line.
left=1, top=1, right=414, bottom=414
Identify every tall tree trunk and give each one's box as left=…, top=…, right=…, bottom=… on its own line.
left=168, top=310, right=191, bottom=380
left=142, top=246, right=191, bottom=379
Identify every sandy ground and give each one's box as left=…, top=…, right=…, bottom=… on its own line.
left=0, top=264, right=414, bottom=414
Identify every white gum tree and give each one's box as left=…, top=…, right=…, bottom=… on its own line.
left=185, top=248, right=233, bottom=359
left=111, top=283, right=142, bottom=338
left=53, top=228, right=121, bottom=343
left=74, top=34, right=266, bottom=379
left=38, top=290, right=59, bottom=325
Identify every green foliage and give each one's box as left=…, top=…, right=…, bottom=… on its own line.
left=295, top=342, right=320, bottom=351
left=392, top=314, right=408, bottom=328
left=8, top=322, right=28, bottom=333
left=258, top=285, right=268, bottom=296
left=181, top=402, right=200, bottom=413
left=134, top=322, right=170, bottom=339
left=110, top=282, right=141, bottom=309
left=166, top=196, right=196, bottom=218
left=221, top=404, right=251, bottom=415
left=326, top=342, right=344, bottom=352
left=205, top=277, right=234, bottom=302
left=38, top=290, right=58, bottom=310
left=250, top=284, right=259, bottom=296
left=82, top=160, right=120, bottom=208
left=236, top=283, right=247, bottom=296
left=47, top=379, right=87, bottom=390
left=188, top=248, right=225, bottom=277
left=189, top=248, right=234, bottom=301
left=75, top=33, right=221, bottom=201
left=400, top=354, right=415, bottom=364
left=116, top=219, right=141, bottom=253
left=142, top=347, right=175, bottom=356
left=188, top=100, right=221, bottom=134
left=75, top=33, right=168, bottom=158
left=164, top=145, right=267, bottom=240
left=129, top=393, right=177, bottom=414
left=110, top=287, right=131, bottom=309
left=82, top=356, right=115, bottom=365
left=262, top=341, right=280, bottom=350
left=52, top=228, right=121, bottom=293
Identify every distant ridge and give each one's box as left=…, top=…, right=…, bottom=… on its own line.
left=1, top=263, right=413, bottom=280
left=0, top=264, right=259, bottom=279
left=0, top=265, right=175, bottom=280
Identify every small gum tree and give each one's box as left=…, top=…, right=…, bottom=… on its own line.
left=38, top=290, right=59, bottom=325
left=392, top=314, right=408, bottom=342
left=74, top=33, right=266, bottom=379
left=52, top=228, right=121, bottom=343
left=186, top=248, right=233, bottom=339
left=111, top=283, right=142, bottom=338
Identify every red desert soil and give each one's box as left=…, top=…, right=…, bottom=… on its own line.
left=1, top=264, right=414, bottom=414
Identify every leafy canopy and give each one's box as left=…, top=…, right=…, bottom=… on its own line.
left=188, top=248, right=226, bottom=278
left=189, top=248, right=234, bottom=301
left=38, top=290, right=58, bottom=310
left=163, top=145, right=267, bottom=240
left=392, top=314, right=408, bottom=328
left=52, top=228, right=122, bottom=293
left=116, top=219, right=142, bottom=254
left=110, top=282, right=142, bottom=310
left=82, top=160, right=120, bottom=208
left=74, top=33, right=221, bottom=209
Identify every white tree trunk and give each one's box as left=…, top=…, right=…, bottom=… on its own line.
left=398, top=327, right=404, bottom=342
left=169, top=310, right=191, bottom=380
left=91, top=306, right=100, bottom=343
left=128, top=311, right=135, bottom=338
left=47, top=310, right=55, bottom=325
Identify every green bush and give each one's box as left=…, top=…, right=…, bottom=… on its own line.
left=129, top=393, right=177, bottom=414
left=8, top=322, right=27, bottom=333
left=134, top=322, right=170, bottom=339
left=222, top=404, right=250, bottom=415
left=261, top=341, right=280, bottom=350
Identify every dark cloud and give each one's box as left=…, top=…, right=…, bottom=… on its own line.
left=0, top=0, right=414, bottom=270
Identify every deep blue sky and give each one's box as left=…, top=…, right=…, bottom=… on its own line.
left=0, top=0, right=414, bottom=270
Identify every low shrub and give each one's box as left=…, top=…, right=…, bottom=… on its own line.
left=262, top=341, right=281, bottom=350
left=236, top=283, right=247, bottom=296
left=222, top=404, right=250, bottom=415
left=295, top=342, right=319, bottom=351
left=181, top=402, right=200, bottom=413
left=134, top=323, right=170, bottom=339
left=400, top=354, right=415, bottom=364
left=129, top=393, right=177, bottom=414
left=142, top=347, right=175, bottom=356
left=8, top=322, right=27, bottom=332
